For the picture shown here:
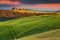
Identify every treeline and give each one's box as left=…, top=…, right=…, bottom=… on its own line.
left=0, top=10, right=57, bottom=19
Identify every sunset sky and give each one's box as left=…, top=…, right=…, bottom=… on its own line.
left=0, top=0, right=60, bottom=10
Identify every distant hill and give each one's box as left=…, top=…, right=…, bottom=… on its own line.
left=56, top=10, right=60, bottom=12
left=28, top=9, right=60, bottom=12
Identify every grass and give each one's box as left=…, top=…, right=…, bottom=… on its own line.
left=0, top=15, right=60, bottom=40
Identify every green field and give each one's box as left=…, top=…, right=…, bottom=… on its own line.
left=0, top=15, right=60, bottom=40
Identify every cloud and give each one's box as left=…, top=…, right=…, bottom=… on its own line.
left=0, top=1, right=20, bottom=5
left=0, top=0, right=60, bottom=5
left=0, top=0, right=60, bottom=10
left=18, top=4, right=60, bottom=10
left=18, top=0, right=60, bottom=4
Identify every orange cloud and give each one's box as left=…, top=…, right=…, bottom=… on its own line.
left=0, top=1, right=20, bottom=5
left=20, top=4, right=60, bottom=10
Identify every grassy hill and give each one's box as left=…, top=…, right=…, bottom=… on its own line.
left=0, top=15, right=60, bottom=40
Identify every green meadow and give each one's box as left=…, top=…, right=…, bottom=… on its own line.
left=0, top=15, right=60, bottom=40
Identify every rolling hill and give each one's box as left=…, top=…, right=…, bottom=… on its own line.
left=0, top=15, right=60, bottom=40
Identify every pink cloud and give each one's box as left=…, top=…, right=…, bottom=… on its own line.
left=0, top=1, right=20, bottom=5
left=19, top=4, right=60, bottom=10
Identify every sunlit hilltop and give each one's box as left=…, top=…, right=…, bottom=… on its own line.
left=0, top=7, right=60, bottom=19
left=12, top=7, right=60, bottom=14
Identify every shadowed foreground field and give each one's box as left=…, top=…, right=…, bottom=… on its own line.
left=0, top=15, right=60, bottom=40
left=17, top=29, right=60, bottom=40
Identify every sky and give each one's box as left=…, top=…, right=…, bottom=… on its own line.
left=0, top=0, right=60, bottom=10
